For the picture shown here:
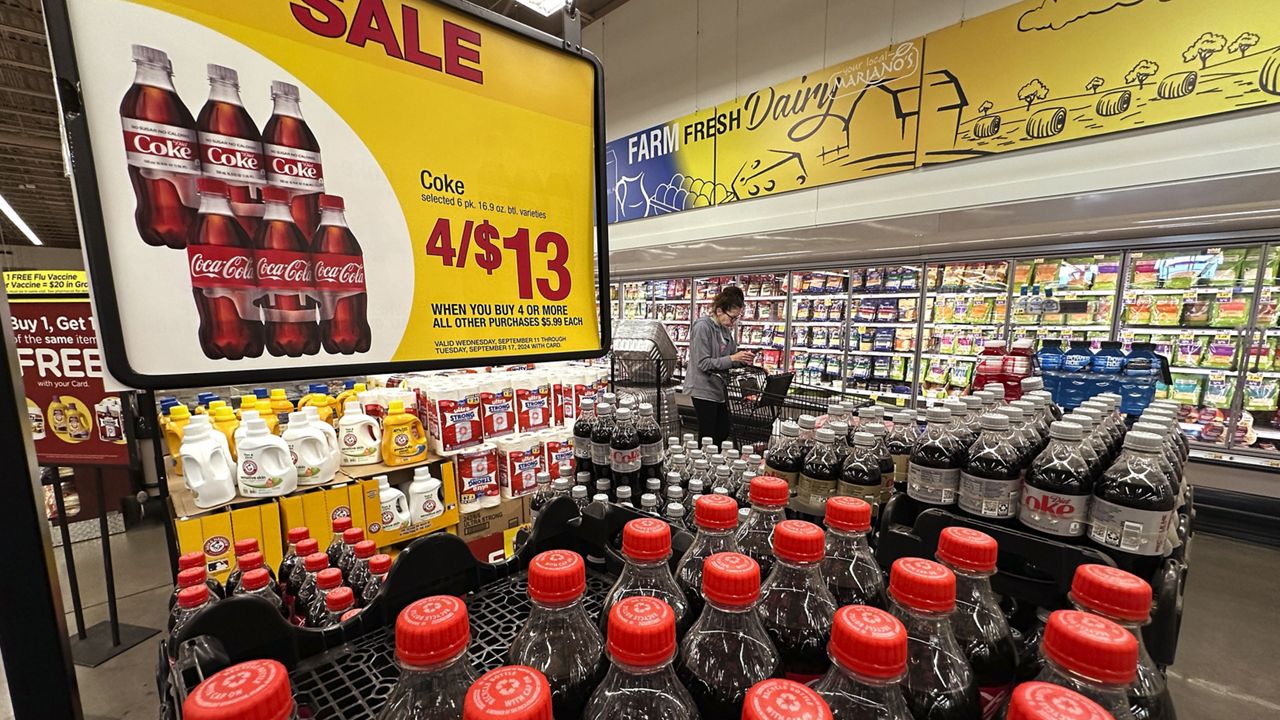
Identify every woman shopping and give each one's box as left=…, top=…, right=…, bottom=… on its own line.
left=687, top=286, right=755, bottom=445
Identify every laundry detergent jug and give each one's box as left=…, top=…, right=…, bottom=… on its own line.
left=180, top=419, right=236, bottom=508
left=338, top=401, right=382, bottom=467
left=381, top=401, right=428, bottom=466
left=407, top=466, right=445, bottom=525
left=377, top=475, right=410, bottom=531
left=237, top=416, right=298, bottom=497
left=285, top=412, right=335, bottom=486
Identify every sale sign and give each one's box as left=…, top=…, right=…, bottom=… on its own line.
left=46, top=0, right=607, bottom=389
left=4, top=271, right=131, bottom=467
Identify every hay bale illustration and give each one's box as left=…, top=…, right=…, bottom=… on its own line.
left=1157, top=71, right=1198, bottom=99
left=1026, top=107, right=1067, bottom=139
left=1261, top=50, right=1280, bottom=95
left=1095, top=89, right=1132, bottom=117
left=973, top=115, right=1002, bottom=138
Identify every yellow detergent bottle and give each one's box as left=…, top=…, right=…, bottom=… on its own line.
left=236, top=394, right=259, bottom=420
left=381, top=400, right=428, bottom=466
left=207, top=400, right=228, bottom=416
left=255, top=400, right=280, bottom=436
left=268, top=388, right=294, bottom=427
left=335, top=382, right=366, bottom=419
left=299, top=383, right=337, bottom=426
left=165, top=404, right=192, bottom=474
left=212, top=406, right=241, bottom=458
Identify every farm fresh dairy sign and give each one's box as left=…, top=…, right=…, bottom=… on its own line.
left=605, top=0, right=1280, bottom=223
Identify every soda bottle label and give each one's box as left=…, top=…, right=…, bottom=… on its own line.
left=906, top=462, right=959, bottom=505
left=255, top=248, right=314, bottom=292
left=611, top=447, right=641, bottom=473
left=957, top=472, right=1020, bottom=519
left=314, top=253, right=367, bottom=292
left=264, top=142, right=324, bottom=192
left=1018, top=488, right=1089, bottom=537
left=122, top=117, right=200, bottom=174
left=640, top=439, right=664, bottom=465
left=796, top=472, right=834, bottom=507
left=834, top=481, right=880, bottom=510
left=199, top=130, right=266, bottom=185
left=573, top=437, right=591, bottom=462
left=1088, top=499, right=1172, bottom=556
left=187, top=244, right=258, bottom=291
left=590, top=440, right=610, bottom=467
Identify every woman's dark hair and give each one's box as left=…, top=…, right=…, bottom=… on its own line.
left=711, top=285, right=745, bottom=313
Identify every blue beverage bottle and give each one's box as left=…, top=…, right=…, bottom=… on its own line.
left=1060, top=341, right=1094, bottom=410
left=1089, top=341, right=1126, bottom=399
left=1036, top=340, right=1065, bottom=397
left=1120, top=343, right=1160, bottom=415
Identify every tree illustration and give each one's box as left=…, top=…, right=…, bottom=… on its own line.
left=1126, top=60, right=1160, bottom=89
left=1086, top=76, right=1105, bottom=93
left=1182, top=32, right=1228, bottom=69
left=1229, top=32, right=1261, bottom=58
left=1017, top=79, right=1050, bottom=110
left=978, top=100, right=994, bottom=116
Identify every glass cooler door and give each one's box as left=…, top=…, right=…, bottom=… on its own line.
left=917, top=259, right=1011, bottom=403
left=787, top=268, right=849, bottom=391
left=845, top=263, right=921, bottom=406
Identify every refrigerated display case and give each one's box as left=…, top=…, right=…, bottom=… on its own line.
left=917, top=260, right=1009, bottom=403
left=845, top=263, right=920, bottom=405
left=738, top=273, right=788, bottom=373
left=788, top=268, right=848, bottom=390
left=1009, top=252, right=1120, bottom=350
left=620, top=279, right=693, bottom=370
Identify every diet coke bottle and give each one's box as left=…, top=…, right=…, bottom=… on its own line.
left=262, top=81, right=325, bottom=236
left=120, top=45, right=200, bottom=249
left=255, top=186, right=319, bottom=356
left=188, top=177, right=264, bottom=360
left=312, top=195, right=371, bottom=354
left=196, top=64, right=266, bottom=237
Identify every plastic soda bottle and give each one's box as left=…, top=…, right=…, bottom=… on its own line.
left=757, top=520, right=837, bottom=682
left=376, top=596, right=479, bottom=720
left=744, top=679, right=833, bottom=720
left=735, top=476, right=790, bottom=579
left=674, top=494, right=741, bottom=616
left=463, top=665, right=553, bottom=720
left=1033, top=610, right=1139, bottom=720
left=584, top=597, right=698, bottom=719
left=821, top=496, right=885, bottom=608
left=599, top=518, right=690, bottom=637
left=812, top=605, right=912, bottom=720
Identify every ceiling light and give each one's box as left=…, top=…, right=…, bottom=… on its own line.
left=0, top=194, right=43, bottom=246
left=515, top=0, right=566, bottom=17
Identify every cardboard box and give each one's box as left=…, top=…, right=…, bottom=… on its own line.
left=175, top=501, right=283, bottom=584
left=277, top=482, right=369, bottom=553
left=353, top=458, right=460, bottom=548
left=461, top=496, right=529, bottom=564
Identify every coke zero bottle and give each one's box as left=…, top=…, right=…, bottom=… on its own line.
left=378, top=596, right=479, bottom=720
left=611, top=407, right=642, bottom=499
left=313, top=194, right=370, bottom=354
left=821, top=496, right=885, bottom=608
left=188, top=177, right=264, bottom=360
left=262, top=80, right=325, bottom=236
left=599, top=518, right=690, bottom=637
left=464, top=666, right=553, bottom=720
left=744, top=679, right=833, bottom=720
left=676, top=552, right=778, bottom=718
left=757, top=520, right=836, bottom=682
left=735, top=475, right=790, bottom=579
left=196, top=64, right=266, bottom=237
left=1006, top=682, right=1115, bottom=720
left=121, top=45, right=200, bottom=249
left=585, top=597, right=698, bottom=719
left=255, top=186, right=319, bottom=357
left=812, top=605, right=913, bottom=719
left=1033, top=610, right=1139, bottom=720
left=674, top=494, right=741, bottom=616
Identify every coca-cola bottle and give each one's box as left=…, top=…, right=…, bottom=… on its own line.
left=326, top=516, right=352, bottom=567
left=1070, top=564, right=1176, bottom=720
left=958, top=413, right=1023, bottom=524
left=234, top=568, right=287, bottom=619
left=170, top=584, right=212, bottom=637
left=338, top=526, right=366, bottom=583
left=378, top=596, right=479, bottom=720
left=886, top=557, right=981, bottom=719
left=611, top=407, right=643, bottom=499
left=744, top=679, right=834, bottom=720
left=585, top=597, right=698, bottom=719
left=508, top=550, right=605, bottom=718
left=464, top=666, right=553, bottom=720
left=196, top=64, right=266, bottom=237
left=821, top=496, right=885, bottom=608
left=886, top=410, right=919, bottom=495
left=188, top=177, right=264, bottom=360
left=169, top=567, right=213, bottom=617
left=277, top=527, right=309, bottom=606
left=599, top=518, right=690, bottom=637
left=1033, top=610, right=1139, bottom=720
left=305, top=567, right=344, bottom=627
left=362, top=553, right=392, bottom=606
left=757, top=520, right=837, bottom=682
left=1006, top=682, right=1115, bottom=720
left=812, top=605, right=912, bottom=720
left=232, top=551, right=279, bottom=598
left=674, top=494, right=741, bottom=614
left=176, top=551, right=225, bottom=600
left=347, top=540, right=376, bottom=603
left=1020, top=420, right=1094, bottom=540
left=637, top=402, right=665, bottom=480
left=837, top=431, right=883, bottom=513
left=573, top=398, right=597, bottom=478
left=935, top=527, right=1019, bottom=716
left=292, top=551, right=328, bottom=626
left=1088, top=431, right=1177, bottom=580
left=182, top=659, right=298, bottom=720
left=735, top=475, right=790, bottom=579
left=676, top=552, right=779, bottom=717
left=261, top=80, right=325, bottom=236
left=120, top=45, right=200, bottom=249
left=224, top=538, right=264, bottom=596
left=860, top=422, right=897, bottom=508
left=591, top=403, right=615, bottom=484
left=797, top=427, right=840, bottom=515
left=254, top=186, right=319, bottom=357
left=311, top=194, right=370, bottom=354
left=903, top=406, right=967, bottom=522
left=764, top=421, right=803, bottom=493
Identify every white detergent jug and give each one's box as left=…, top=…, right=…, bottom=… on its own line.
left=189, top=413, right=230, bottom=455
left=234, top=409, right=260, bottom=452
left=338, top=401, right=382, bottom=467
left=237, top=416, right=297, bottom=497
left=180, top=420, right=236, bottom=508
left=377, top=475, right=410, bottom=531
left=302, top=405, right=341, bottom=480
left=285, top=412, right=334, bottom=486
left=407, top=466, right=445, bottom=525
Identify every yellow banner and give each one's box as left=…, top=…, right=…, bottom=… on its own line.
left=3, top=270, right=90, bottom=296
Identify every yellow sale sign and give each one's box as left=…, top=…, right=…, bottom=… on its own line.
left=47, top=0, right=606, bottom=388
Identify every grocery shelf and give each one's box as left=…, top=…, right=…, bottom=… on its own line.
left=792, top=347, right=842, bottom=355
left=340, top=454, right=448, bottom=481
left=932, top=290, right=1006, bottom=298
left=1252, top=426, right=1280, bottom=440
left=1123, top=327, right=1244, bottom=335
left=854, top=350, right=916, bottom=358
left=1124, top=286, right=1255, bottom=295
left=739, top=343, right=783, bottom=350
left=1167, top=366, right=1238, bottom=376
left=791, top=320, right=844, bottom=326
left=651, top=298, right=690, bottom=304
left=1027, top=289, right=1117, bottom=297
left=737, top=320, right=785, bottom=326
left=850, top=321, right=918, bottom=328
left=1012, top=325, right=1112, bottom=332
left=919, top=353, right=979, bottom=361
left=924, top=322, right=1002, bottom=329
left=742, top=294, right=788, bottom=301
left=1190, top=447, right=1280, bottom=469
left=845, top=388, right=914, bottom=401
left=848, top=291, right=920, bottom=299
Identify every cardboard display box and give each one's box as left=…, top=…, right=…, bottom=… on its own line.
left=460, top=496, right=529, bottom=564
left=277, top=481, right=370, bottom=553
left=351, top=457, right=460, bottom=548
left=174, top=501, right=283, bottom=584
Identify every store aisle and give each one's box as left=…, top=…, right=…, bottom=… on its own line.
left=0, top=525, right=1277, bottom=718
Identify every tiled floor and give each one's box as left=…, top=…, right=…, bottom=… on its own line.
left=1, top=522, right=1278, bottom=718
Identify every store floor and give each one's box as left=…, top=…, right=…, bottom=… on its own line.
left=1, top=523, right=1277, bottom=719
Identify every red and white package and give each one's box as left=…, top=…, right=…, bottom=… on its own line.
left=450, top=443, right=499, bottom=512
left=479, top=376, right=517, bottom=440
left=512, top=373, right=552, bottom=433
left=539, top=427, right=575, bottom=479
left=428, top=380, right=482, bottom=453
left=497, top=434, right=544, bottom=499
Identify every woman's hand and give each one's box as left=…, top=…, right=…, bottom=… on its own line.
left=731, top=350, right=755, bottom=364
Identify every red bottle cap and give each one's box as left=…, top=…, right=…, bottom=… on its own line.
left=748, top=476, right=789, bottom=507
left=464, top=665, right=553, bottom=720
left=319, top=194, right=345, bottom=211
left=296, top=539, right=320, bottom=557
left=195, top=177, right=228, bottom=196
left=241, top=568, right=270, bottom=592
left=694, top=494, right=739, bottom=531
left=179, top=551, right=206, bottom=571
left=395, top=595, right=470, bottom=667
left=1070, top=564, right=1153, bottom=623
left=343, top=527, right=365, bottom=545
left=1041, top=610, right=1138, bottom=685
left=771, top=520, right=824, bottom=563
left=340, top=608, right=362, bottom=622
left=369, top=554, right=393, bottom=575
left=354, top=540, right=377, bottom=560
left=183, top=658, right=294, bottom=720
left=316, top=567, right=343, bottom=590
left=936, top=527, right=998, bottom=574
left=621, top=518, right=671, bottom=562
left=824, top=496, right=871, bottom=533
left=234, top=538, right=259, bottom=557
left=607, top=596, right=676, bottom=667
left=303, top=552, right=329, bottom=572
left=1006, top=682, right=1113, bottom=720
left=287, top=527, right=310, bottom=544
left=332, top=516, right=352, bottom=533
left=829, top=605, right=907, bottom=680
left=325, top=586, right=355, bottom=612
left=527, top=550, right=585, bottom=605
left=701, top=552, right=760, bottom=607
left=177, top=567, right=207, bottom=589
left=742, top=679, right=832, bottom=720
left=262, top=186, right=290, bottom=204
left=238, top=551, right=265, bottom=571
left=889, top=557, right=956, bottom=613
left=177, top=585, right=210, bottom=609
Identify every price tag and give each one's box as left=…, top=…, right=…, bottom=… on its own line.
left=1209, top=373, right=1226, bottom=382
left=1121, top=330, right=1135, bottom=340
left=1248, top=373, right=1263, bottom=382
left=1217, top=290, right=1234, bottom=301
left=1132, top=252, right=1144, bottom=258
left=1181, top=291, right=1197, bottom=301
left=1207, top=247, right=1222, bottom=255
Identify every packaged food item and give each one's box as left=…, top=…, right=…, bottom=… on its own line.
left=851, top=357, right=872, bottom=380
left=1245, top=377, right=1280, bottom=411
left=1060, top=258, right=1092, bottom=289
left=1124, top=295, right=1153, bottom=325
left=1181, top=301, right=1210, bottom=327
left=1202, top=377, right=1234, bottom=408
left=1013, top=261, right=1035, bottom=289
left=1175, top=337, right=1205, bottom=367
left=1210, top=248, right=1245, bottom=286
left=1204, top=338, right=1237, bottom=369
left=955, top=335, right=974, bottom=356
left=873, top=330, right=895, bottom=352
left=894, top=332, right=914, bottom=352
left=812, top=327, right=829, bottom=348
left=885, top=267, right=902, bottom=292
left=866, top=268, right=884, bottom=292
left=935, top=300, right=955, bottom=324
left=925, top=361, right=948, bottom=385
left=1240, top=250, right=1262, bottom=287
left=967, top=298, right=992, bottom=324
left=825, top=356, right=841, bottom=378
left=890, top=357, right=907, bottom=381
left=856, top=300, right=876, bottom=322
left=1163, top=255, right=1208, bottom=288
left=850, top=268, right=865, bottom=292
left=1170, top=375, right=1203, bottom=405
left=1210, top=297, right=1251, bottom=327
left=1093, top=259, right=1120, bottom=290
left=1131, top=258, right=1160, bottom=288
left=873, top=357, right=892, bottom=378
left=1247, top=340, right=1275, bottom=371
left=1255, top=296, right=1277, bottom=326
left=1267, top=251, right=1280, bottom=285
left=948, top=362, right=973, bottom=388
left=860, top=329, right=875, bottom=352
left=1150, top=298, right=1182, bottom=326
left=982, top=263, right=1007, bottom=289
left=877, top=300, right=899, bottom=322
left=1033, top=260, right=1059, bottom=287
left=901, top=267, right=920, bottom=292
